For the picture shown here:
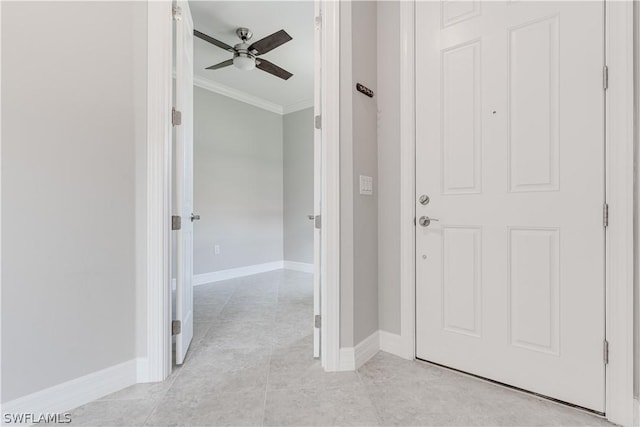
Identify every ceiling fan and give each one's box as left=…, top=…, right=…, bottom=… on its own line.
left=194, top=27, right=293, bottom=80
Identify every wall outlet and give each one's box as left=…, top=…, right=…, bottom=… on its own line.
left=214, top=245, right=220, bottom=255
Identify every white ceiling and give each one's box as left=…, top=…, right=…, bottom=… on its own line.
left=189, top=1, right=314, bottom=111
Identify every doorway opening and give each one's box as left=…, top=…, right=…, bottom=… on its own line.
left=169, top=0, right=322, bottom=372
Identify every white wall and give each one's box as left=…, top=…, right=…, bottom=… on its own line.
left=1, top=1, right=146, bottom=402
left=283, top=107, right=314, bottom=264
left=193, top=87, right=283, bottom=275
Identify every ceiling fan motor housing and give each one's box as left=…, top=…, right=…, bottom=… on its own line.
left=236, top=27, right=253, bottom=42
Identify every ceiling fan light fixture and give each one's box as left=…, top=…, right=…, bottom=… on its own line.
left=233, top=54, right=255, bottom=71
left=196, top=27, right=293, bottom=79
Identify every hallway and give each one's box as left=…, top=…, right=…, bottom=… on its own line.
left=70, top=270, right=613, bottom=426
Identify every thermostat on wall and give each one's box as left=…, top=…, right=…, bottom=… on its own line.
left=359, top=175, right=373, bottom=196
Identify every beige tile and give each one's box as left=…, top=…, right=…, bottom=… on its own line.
left=167, top=347, right=270, bottom=396
left=193, top=303, right=225, bottom=323
left=357, top=352, right=452, bottom=387
left=144, top=389, right=265, bottom=427
left=268, top=344, right=359, bottom=391
left=73, top=270, right=616, bottom=427
left=264, top=384, right=380, bottom=426
left=98, top=378, right=174, bottom=402
left=69, top=399, right=157, bottom=426
left=201, top=318, right=275, bottom=350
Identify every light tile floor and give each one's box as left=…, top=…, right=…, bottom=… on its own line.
left=70, top=270, right=614, bottom=426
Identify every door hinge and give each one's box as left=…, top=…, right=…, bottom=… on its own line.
left=603, top=339, right=609, bottom=364
left=172, top=5, right=182, bottom=20
left=603, top=203, right=609, bottom=228
left=603, top=65, right=608, bottom=90
left=172, top=107, right=182, bottom=126
left=314, top=115, right=322, bottom=130
left=315, top=14, right=322, bottom=30
left=314, top=314, right=321, bottom=328
left=172, top=215, right=182, bottom=231
left=314, top=214, right=321, bottom=229
left=172, top=320, right=182, bottom=335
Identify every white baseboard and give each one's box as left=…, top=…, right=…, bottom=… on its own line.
left=354, top=331, right=380, bottom=368
left=338, top=347, right=355, bottom=371
left=136, top=357, right=150, bottom=383
left=193, top=261, right=284, bottom=286
left=2, top=359, right=137, bottom=418
left=283, top=261, right=314, bottom=273
left=379, top=330, right=413, bottom=360
left=338, top=331, right=380, bottom=371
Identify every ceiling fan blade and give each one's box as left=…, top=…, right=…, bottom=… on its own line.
left=194, top=29, right=234, bottom=52
left=256, top=59, right=293, bottom=80
left=248, top=29, right=292, bottom=55
left=206, top=59, right=234, bottom=70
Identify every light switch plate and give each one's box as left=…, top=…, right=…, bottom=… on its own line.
left=359, top=175, right=373, bottom=195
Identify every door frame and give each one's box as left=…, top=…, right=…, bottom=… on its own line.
left=143, top=0, right=342, bottom=380
left=398, top=1, right=636, bottom=425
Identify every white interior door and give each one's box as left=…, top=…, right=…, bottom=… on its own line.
left=312, top=0, right=322, bottom=359
left=174, top=0, right=194, bottom=365
left=415, top=1, right=606, bottom=412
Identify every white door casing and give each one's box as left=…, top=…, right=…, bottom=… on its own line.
left=174, top=0, right=194, bottom=365
left=415, top=1, right=606, bottom=412
left=145, top=0, right=342, bottom=379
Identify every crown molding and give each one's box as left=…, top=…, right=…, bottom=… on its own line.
left=193, top=75, right=283, bottom=114
left=282, top=98, right=314, bottom=115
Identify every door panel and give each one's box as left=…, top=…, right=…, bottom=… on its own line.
left=312, top=0, right=322, bottom=359
left=174, top=0, right=194, bottom=365
left=415, top=1, right=605, bottom=411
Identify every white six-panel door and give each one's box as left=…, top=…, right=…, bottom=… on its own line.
left=415, top=1, right=606, bottom=411
left=174, top=0, right=194, bottom=366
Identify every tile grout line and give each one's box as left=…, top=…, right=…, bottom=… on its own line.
left=261, top=273, right=281, bottom=427
left=261, top=343, right=274, bottom=427
left=355, top=366, right=384, bottom=427
left=140, top=398, right=163, bottom=427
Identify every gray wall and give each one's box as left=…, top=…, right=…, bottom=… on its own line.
left=377, top=2, right=401, bottom=335
left=340, top=1, right=379, bottom=347
left=1, top=1, right=146, bottom=402
left=351, top=0, right=379, bottom=345
left=193, top=87, right=283, bottom=274
left=283, top=108, right=314, bottom=264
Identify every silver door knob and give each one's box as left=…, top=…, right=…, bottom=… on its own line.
left=418, top=216, right=439, bottom=227
left=191, top=213, right=201, bottom=222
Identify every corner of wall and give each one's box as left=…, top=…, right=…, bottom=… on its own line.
left=338, top=330, right=380, bottom=371
left=379, top=329, right=413, bottom=360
